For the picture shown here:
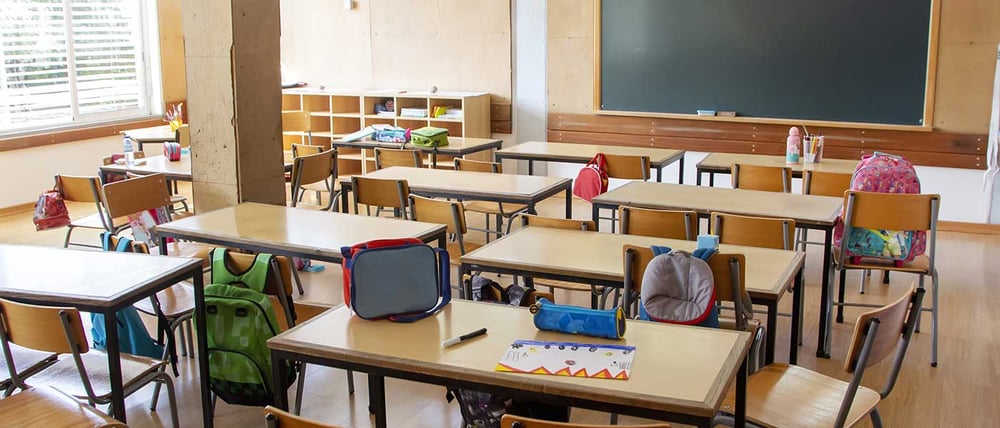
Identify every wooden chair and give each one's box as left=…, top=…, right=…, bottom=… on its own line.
left=710, top=212, right=796, bottom=250
left=501, top=414, right=669, bottom=428
left=720, top=286, right=925, bottom=428
left=350, top=176, right=410, bottom=218
left=513, top=214, right=607, bottom=307
left=593, top=154, right=651, bottom=232
left=55, top=175, right=123, bottom=248
left=265, top=405, right=344, bottom=428
left=409, top=195, right=481, bottom=266
left=834, top=191, right=941, bottom=366
left=798, top=170, right=854, bottom=251
left=0, top=386, right=126, bottom=428
left=291, top=143, right=323, bottom=158
left=0, top=298, right=180, bottom=427
left=102, top=152, right=191, bottom=214
left=732, top=163, right=792, bottom=193
left=215, top=252, right=352, bottom=416
left=290, top=149, right=339, bottom=211
left=102, top=173, right=212, bottom=265
left=0, top=343, right=57, bottom=397
left=282, top=111, right=313, bottom=148
left=618, top=206, right=698, bottom=240
left=454, top=158, right=529, bottom=242
left=374, top=147, right=423, bottom=170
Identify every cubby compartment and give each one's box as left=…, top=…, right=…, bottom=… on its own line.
left=331, top=95, right=361, bottom=115
left=364, top=96, right=395, bottom=117
left=282, top=94, right=301, bottom=111
left=365, top=117, right=395, bottom=127
left=301, top=95, right=330, bottom=114
left=430, top=120, right=463, bottom=137
left=397, top=118, right=428, bottom=131
left=396, top=97, right=429, bottom=118
left=309, top=116, right=331, bottom=133
left=429, top=98, right=463, bottom=120
left=332, top=117, right=362, bottom=137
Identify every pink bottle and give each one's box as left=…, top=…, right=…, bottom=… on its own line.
left=786, top=127, right=801, bottom=164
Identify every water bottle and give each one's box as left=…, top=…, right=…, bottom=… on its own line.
left=123, top=136, right=135, bottom=165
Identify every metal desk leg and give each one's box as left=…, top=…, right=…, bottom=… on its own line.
left=340, top=186, right=351, bottom=213
left=564, top=186, right=572, bottom=219
left=656, top=166, right=663, bottom=182
left=736, top=356, right=747, bottom=428
left=459, top=264, right=471, bottom=299
left=790, top=268, right=804, bottom=364
left=709, top=172, right=715, bottom=187
left=678, top=157, right=685, bottom=184
left=527, top=160, right=534, bottom=176
left=764, top=300, right=777, bottom=365
left=104, top=308, right=126, bottom=423
left=817, top=228, right=833, bottom=358
left=592, top=203, right=601, bottom=232
left=271, top=350, right=289, bottom=410
left=696, top=168, right=702, bottom=186
left=369, top=375, right=387, bottom=428
left=192, top=272, right=213, bottom=427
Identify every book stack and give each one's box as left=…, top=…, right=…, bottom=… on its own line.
left=400, top=108, right=428, bottom=118
left=437, top=108, right=463, bottom=120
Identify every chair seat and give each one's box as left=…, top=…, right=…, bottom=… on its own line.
left=446, top=241, right=483, bottom=266
left=162, top=241, right=213, bottom=267
left=0, top=344, right=57, bottom=386
left=833, top=247, right=931, bottom=274
left=721, top=364, right=881, bottom=428
left=28, top=352, right=166, bottom=400
left=463, top=201, right=529, bottom=217
left=69, top=212, right=128, bottom=232
left=134, top=283, right=195, bottom=319
left=302, top=181, right=337, bottom=192
left=0, top=386, right=126, bottom=428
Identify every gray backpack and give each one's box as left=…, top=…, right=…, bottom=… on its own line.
left=639, top=250, right=720, bottom=327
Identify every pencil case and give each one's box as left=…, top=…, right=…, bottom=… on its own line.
left=529, top=298, right=626, bottom=340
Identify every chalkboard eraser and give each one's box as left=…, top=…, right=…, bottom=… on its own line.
left=697, top=110, right=716, bottom=116
left=717, top=111, right=736, bottom=117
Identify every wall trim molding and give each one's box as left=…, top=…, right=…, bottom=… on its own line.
left=0, top=117, right=165, bottom=153
left=938, top=221, right=1000, bottom=235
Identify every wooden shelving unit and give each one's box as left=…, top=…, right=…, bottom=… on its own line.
left=281, top=89, right=491, bottom=175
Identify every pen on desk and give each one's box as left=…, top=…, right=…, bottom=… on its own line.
left=441, top=328, right=488, bottom=349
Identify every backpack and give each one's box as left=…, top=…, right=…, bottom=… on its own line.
left=33, top=184, right=71, bottom=231
left=341, top=238, right=450, bottom=322
left=410, top=126, right=450, bottom=148
left=467, top=276, right=552, bottom=307
left=638, top=247, right=720, bottom=328
left=204, top=248, right=295, bottom=406
left=834, top=152, right=926, bottom=265
left=92, top=233, right=167, bottom=361
left=572, top=153, right=609, bottom=202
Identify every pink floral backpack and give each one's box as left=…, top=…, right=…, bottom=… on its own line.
left=834, top=152, right=926, bottom=265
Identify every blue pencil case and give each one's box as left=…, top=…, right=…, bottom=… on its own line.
left=529, top=298, right=626, bottom=340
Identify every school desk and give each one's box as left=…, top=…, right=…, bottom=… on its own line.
left=494, top=141, right=686, bottom=183
left=330, top=136, right=503, bottom=169
left=268, top=300, right=751, bottom=428
left=695, top=153, right=858, bottom=187
left=458, top=226, right=806, bottom=365
left=339, top=166, right=574, bottom=218
left=98, top=152, right=296, bottom=183
left=0, top=245, right=203, bottom=425
left=122, top=125, right=175, bottom=152
left=591, top=181, right=843, bottom=359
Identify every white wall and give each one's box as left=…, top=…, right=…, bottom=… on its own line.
left=0, top=136, right=121, bottom=208
left=511, top=0, right=547, bottom=175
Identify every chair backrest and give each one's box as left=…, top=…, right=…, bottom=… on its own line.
left=408, top=195, right=467, bottom=236
left=834, top=285, right=924, bottom=427
left=711, top=212, right=796, bottom=250
left=102, top=173, right=172, bottom=219
left=0, top=298, right=87, bottom=356
left=454, top=158, right=501, bottom=173
left=519, top=214, right=596, bottom=231
left=264, top=406, right=344, bottom=428
left=843, top=191, right=939, bottom=232
left=351, top=176, right=410, bottom=216
left=176, top=124, right=191, bottom=148
left=374, top=148, right=423, bottom=170
left=291, top=149, right=337, bottom=188
left=217, top=251, right=295, bottom=299
left=803, top=170, right=852, bottom=197
left=56, top=175, right=103, bottom=203
left=603, top=153, right=650, bottom=180
left=619, top=206, right=697, bottom=240
left=500, top=414, right=670, bottom=428
left=291, top=144, right=324, bottom=158
left=732, top=163, right=792, bottom=193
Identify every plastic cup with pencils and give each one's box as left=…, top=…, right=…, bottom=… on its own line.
left=804, top=135, right=823, bottom=164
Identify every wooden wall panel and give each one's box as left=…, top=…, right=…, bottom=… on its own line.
left=548, top=113, right=987, bottom=169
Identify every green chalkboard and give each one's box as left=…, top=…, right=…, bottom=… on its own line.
left=599, top=0, right=933, bottom=126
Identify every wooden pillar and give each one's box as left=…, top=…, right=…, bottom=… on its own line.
left=181, top=0, right=285, bottom=212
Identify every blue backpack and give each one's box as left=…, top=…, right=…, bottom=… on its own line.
left=92, top=233, right=166, bottom=360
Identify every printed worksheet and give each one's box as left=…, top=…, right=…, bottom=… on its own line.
left=495, top=340, right=635, bottom=380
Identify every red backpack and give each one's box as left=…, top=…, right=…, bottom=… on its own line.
left=32, top=186, right=71, bottom=231
left=573, top=153, right=609, bottom=202
left=834, top=152, right=926, bottom=264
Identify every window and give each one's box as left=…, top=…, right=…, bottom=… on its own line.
left=0, top=0, right=159, bottom=135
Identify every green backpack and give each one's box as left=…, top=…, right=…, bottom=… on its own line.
left=203, top=248, right=294, bottom=406
left=410, top=126, right=449, bottom=147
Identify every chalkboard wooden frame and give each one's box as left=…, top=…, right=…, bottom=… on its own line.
left=593, top=0, right=941, bottom=132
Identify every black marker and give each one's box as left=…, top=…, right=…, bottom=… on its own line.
left=441, top=328, right=488, bottom=348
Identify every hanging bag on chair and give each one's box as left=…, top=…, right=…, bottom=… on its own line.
left=572, top=153, right=609, bottom=202
left=32, top=180, right=71, bottom=231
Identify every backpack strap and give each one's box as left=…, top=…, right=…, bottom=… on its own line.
left=389, top=247, right=451, bottom=323
left=651, top=245, right=672, bottom=256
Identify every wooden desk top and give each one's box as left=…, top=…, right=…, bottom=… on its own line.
left=347, top=167, right=572, bottom=200
left=592, top=182, right=842, bottom=227
left=497, top=141, right=685, bottom=166
left=153, top=202, right=446, bottom=262
left=269, top=300, right=751, bottom=418
left=332, top=136, right=502, bottom=155
left=461, top=227, right=803, bottom=297
left=697, top=153, right=858, bottom=175
left=122, top=125, right=175, bottom=143
left=99, top=155, right=192, bottom=180
left=0, top=245, right=201, bottom=310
